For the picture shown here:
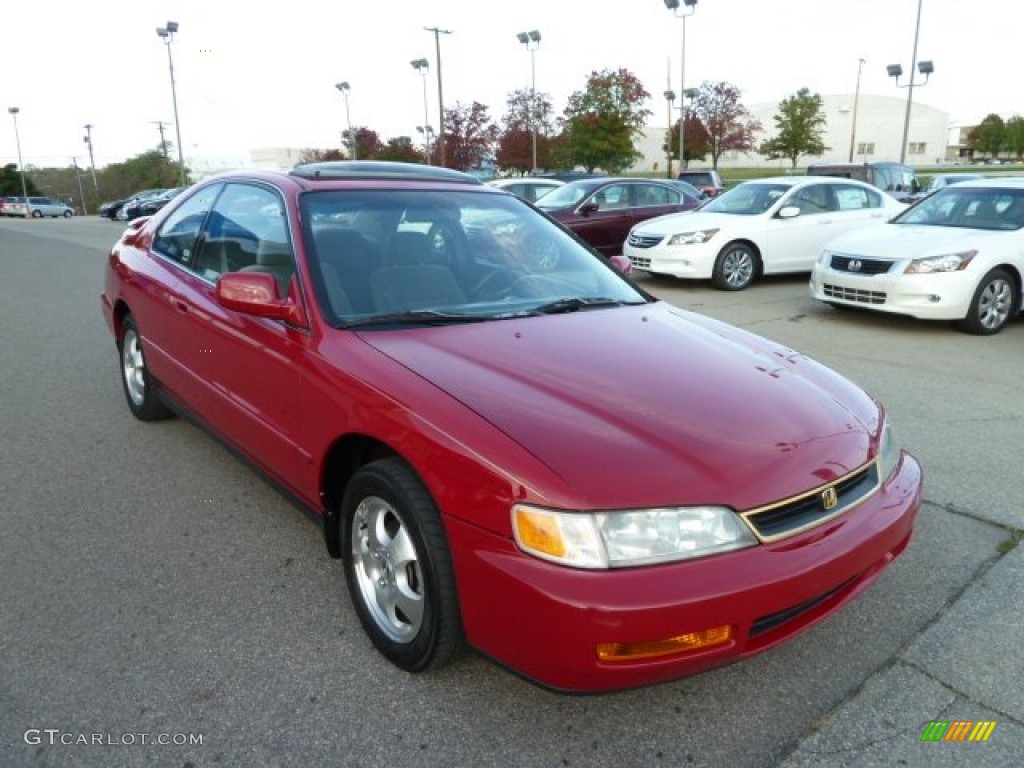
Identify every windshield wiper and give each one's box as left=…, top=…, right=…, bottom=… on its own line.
left=531, top=297, right=641, bottom=315
left=343, top=310, right=495, bottom=328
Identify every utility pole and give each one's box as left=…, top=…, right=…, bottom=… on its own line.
left=152, top=121, right=169, bottom=159
left=71, top=157, right=87, bottom=216
left=424, top=26, right=452, bottom=167
left=82, top=124, right=99, bottom=192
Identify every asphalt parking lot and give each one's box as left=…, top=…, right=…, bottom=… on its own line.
left=1, top=217, right=1021, bottom=767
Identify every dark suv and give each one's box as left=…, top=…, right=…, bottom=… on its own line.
left=677, top=170, right=725, bottom=197
left=807, top=162, right=922, bottom=203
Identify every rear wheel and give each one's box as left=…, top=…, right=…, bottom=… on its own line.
left=118, top=315, right=173, bottom=420
left=712, top=242, right=758, bottom=291
left=31, top=210, right=42, bottom=218
left=957, top=268, right=1017, bottom=335
left=341, top=458, right=463, bottom=673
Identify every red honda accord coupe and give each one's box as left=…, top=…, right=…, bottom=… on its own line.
left=101, top=162, right=921, bottom=692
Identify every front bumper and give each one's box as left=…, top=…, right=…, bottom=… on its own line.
left=810, top=265, right=976, bottom=320
left=624, top=242, right=717, bottom=279
left=448, top=452, right=922, bottom=692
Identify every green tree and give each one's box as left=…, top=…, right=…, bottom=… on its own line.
left=1004, top=115, right=1024, bottom=160
left=690, top=81, right=762, bottom=170
left=376, top=137, right=423, bottom=163
left=97, top=149, right=184, bottom=201
left=968, top=114, right=1006, bottom=159
left=298, top=148, right=347, bottom=164
left=758, top=88, right=828, bottom=169
left=0, top=163, right=40, bottom=196
left=561, top=68, right=652, bottom=173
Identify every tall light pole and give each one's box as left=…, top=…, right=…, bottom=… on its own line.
left=411, top=59, right=432, bottom=165
left=424, top=26, right=453, bottom=167
left=334, top=82, right=355, bottom=159
left=156, top=21, right=187, bottom=185
left=664, top=90, right=676, bottom=178
left=888, top=0, right=932, bottom=164
left=516, top=29, right=541, bottom=174
left=848, top=58, right=866, bottom=162
left=664, top=0, right=698, bottom=172
left=8, top=107, right=30, bottom=218
left=82, top=123, right=99, bottom=193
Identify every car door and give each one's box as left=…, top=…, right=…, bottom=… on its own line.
left=170, top=182, right=310, bottom=486
left=828, top=183, right=892, bottom=239
left=570, top=183, right=638, bottom=258
left=630, top=182, right=687, bottom=228
left=757, top=183, right=840, bottom=273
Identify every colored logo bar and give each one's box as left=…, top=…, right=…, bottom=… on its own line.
left=920, top=720, right=997, bottom=742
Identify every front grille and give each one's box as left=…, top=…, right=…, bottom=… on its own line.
left=627, top=233, right=663, bottom=249
left=629, top=255, right=652, bottom=269
left=742, top=462, right=879, bottom=541
left=749, top=577, right=856, bottom=637
left=823, top=284, right=887, bottom=305
left=829, top=254, right=893, bottom=275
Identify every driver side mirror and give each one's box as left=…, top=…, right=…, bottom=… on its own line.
left=777, top=206, right=801, bottom=219
left=579, top=201, right=599, bottom=215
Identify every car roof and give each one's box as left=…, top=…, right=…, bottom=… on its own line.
left=943, top=177, right=1024, bottom=189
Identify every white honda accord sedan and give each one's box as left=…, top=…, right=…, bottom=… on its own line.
left=810, top=178, right=1024, bottom=335
left=624, top=176, right=905, bottom=290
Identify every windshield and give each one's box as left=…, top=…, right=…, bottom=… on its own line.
left=893, top=187, right=1024, bottom=231
left=700, top=183, right=791, bottom=215
left=299, top=189, right=649, bottom=328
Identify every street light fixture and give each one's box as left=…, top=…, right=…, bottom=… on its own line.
left=335, top=82, right=355, bottom=160
left=848, top=58, right=866, bottom=162
left=516, top=29, right=542, bottom=174
left=156, top=21, right=187, bottom=185
left=887, top=0, right=932, bottom=164
left=664, top=0, right=698, bottom=172
left=411, top=59, right=432, bottom=165
left=663, top=90, right=676, bottom=177
left=8, top=107, right=30, bottom=218
left=425, top=26, right=453, bottom=167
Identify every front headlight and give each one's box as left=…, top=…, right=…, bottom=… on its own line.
left=904, top=250, right=977, bottom=274
left=877, top=418, right=902, bottom=482
left=666, top=228, right=720, bottom=246
left=819, top=249, right=834, bottom=266
left=512, top=504, right=757, bottom=569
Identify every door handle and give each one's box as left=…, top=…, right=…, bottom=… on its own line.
left=172, top=298, right=189, bottom=314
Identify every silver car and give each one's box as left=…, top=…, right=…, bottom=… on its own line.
left=2, top=196, right=75, bottom=218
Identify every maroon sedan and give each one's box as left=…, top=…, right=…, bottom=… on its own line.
left=102, top=161, right=921, bottom=692
left=535, top=177, right=700, bottom=261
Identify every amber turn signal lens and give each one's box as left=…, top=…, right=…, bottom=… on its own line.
left=596, top=625, right=733, bottom=662
left=513, top=507, right=566, bottom=559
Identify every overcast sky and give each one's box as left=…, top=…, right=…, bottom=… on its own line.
left=2, top=0, right=1019, bottom=170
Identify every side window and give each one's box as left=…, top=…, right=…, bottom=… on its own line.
left=833, top=184, right=879, bottom=210
left=789, top=185, right=832, bottom=214
left=592, top=184, right=629, bottom=210
left=152, top=184, right=222, bottom=264
left=636, top=184, right=675, bottom=207
left=198, top=183, right=294, bottom=294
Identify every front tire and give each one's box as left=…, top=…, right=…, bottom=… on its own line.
left=712, top=242, right=758, bottom=291
left=118, top=315, right=173, bottom=420
left=31, top=210, right=42, bottom=218
left=341, top=458, right=463, bottom=673
left=63, top=210, right=72, bottom=218
left=957, top=268, right=1017, bottom=335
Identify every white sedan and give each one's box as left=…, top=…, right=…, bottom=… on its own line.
left=810, top=178, right=1024, bottom=335
left=624, top=177, right=905, bottom=290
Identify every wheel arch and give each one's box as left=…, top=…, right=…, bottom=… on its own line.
left=111, top=299, right=132, bottom=342
left=321, top=433, right=400, bottom=558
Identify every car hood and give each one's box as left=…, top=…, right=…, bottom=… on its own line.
left=358, top=303, right=879, bottom=511
left=633, top=210, right=756, bottom=235
left=827, top=223, right=1003, bottom=257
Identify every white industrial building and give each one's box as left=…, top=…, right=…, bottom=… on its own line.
left=631, top=93, right=951, bottom=173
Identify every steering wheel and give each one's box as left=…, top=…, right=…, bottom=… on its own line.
left=498, top=273, right=581, bottom=299
left=468, top=268, right=523, bottom=300
left=525, top=233, right=560, bottom=271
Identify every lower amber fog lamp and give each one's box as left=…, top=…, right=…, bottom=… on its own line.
left=596, top=625, right=733, bottom=662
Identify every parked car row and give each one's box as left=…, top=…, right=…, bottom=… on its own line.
left=0, top=196, right=74, bottom=218
left=623, top=175, right=1024, bottom=335
left=101, top=160, right=922, bottom=692
left=98, top=188, right=184, bottom=221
